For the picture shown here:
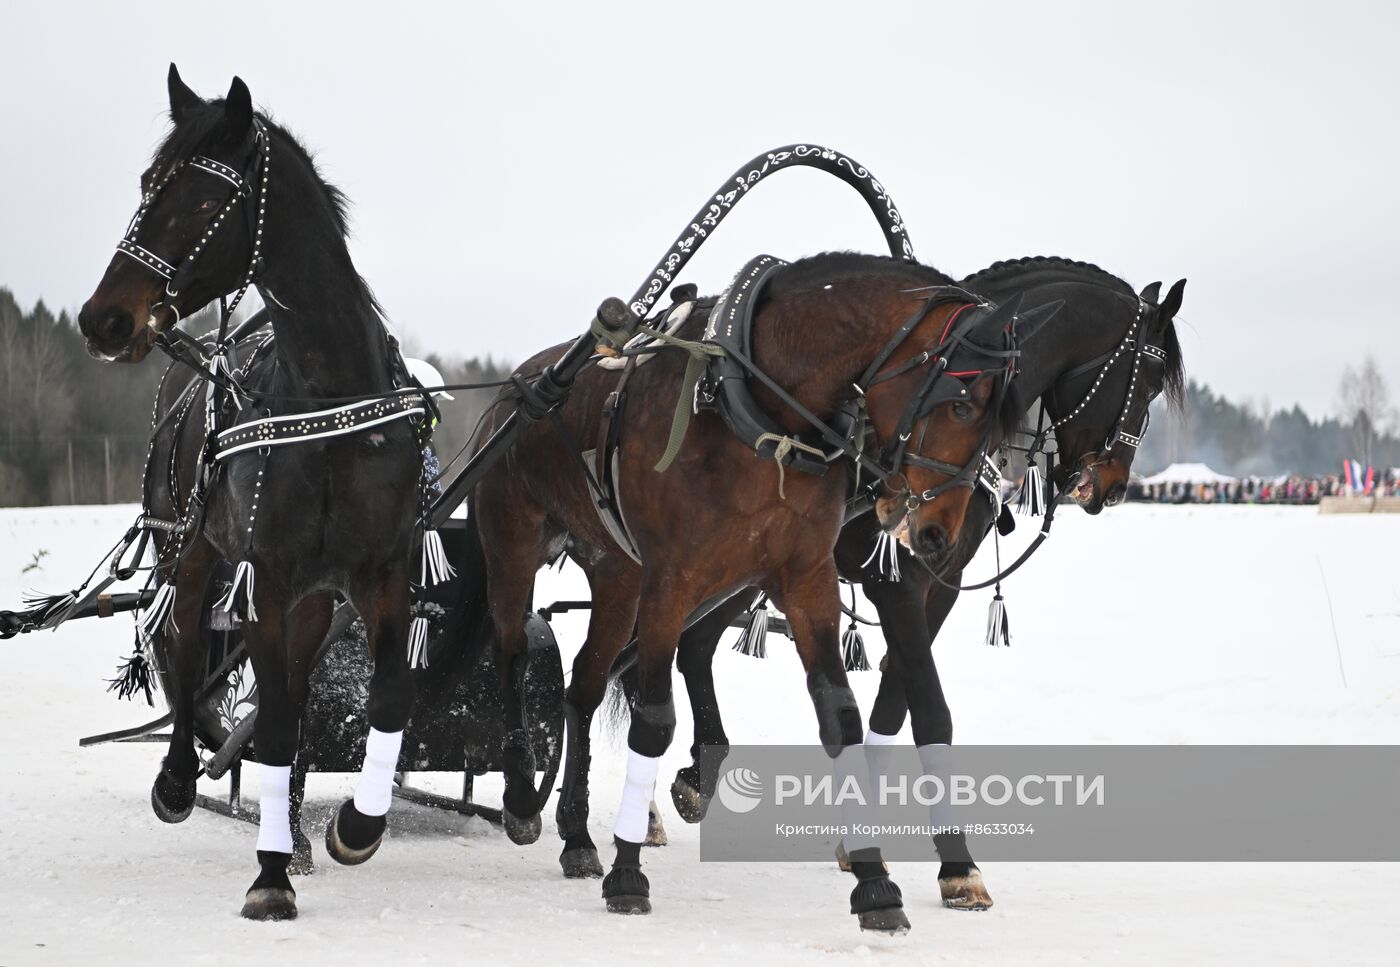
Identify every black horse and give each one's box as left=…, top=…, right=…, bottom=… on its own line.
left=619, top=257, right=1186, bottom=908
left=77, top=67, right=427, bottom=920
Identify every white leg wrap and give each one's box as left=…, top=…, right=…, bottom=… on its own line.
left=836, top=744, right=879, bottom=852
left=255, top=764, right=293, bottom=854
left=613, top=750, right=661, bottom=843
left=917, top=742, right=955, bottom=829
left=353, top=727, right=403, bottom=818
left=865, top=728, right=900, bottom=746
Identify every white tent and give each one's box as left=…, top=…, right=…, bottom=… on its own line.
left=1140, top=462, right=1236, bottom=486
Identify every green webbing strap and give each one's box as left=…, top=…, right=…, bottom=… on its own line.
left=753, top=433, right=828, bottom=499
left=640, top=323, right=727, bottom=473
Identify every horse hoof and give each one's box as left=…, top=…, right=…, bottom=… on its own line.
left=288, top=832, right=315, bottom=877
left=241, top=887, right=298, bottom=921
left=940, top=869, right=993, bottom=911
left=503, top=808, right=542, bottom=846
left=644, top=801, right=668, bottom=847
left=560, top=847, right=605, bottom=879
left=857, top=907, right=911, bottom=934
left=324, top=799, right=385, bottom=866
left=602, top=865, right=650, bottom=914
left=670, top=773, right=711, bottom=824
left=605, top=894, right=652, bottom=915
left=151, top=771, right=196, bottom=824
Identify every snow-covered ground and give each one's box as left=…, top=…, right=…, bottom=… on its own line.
left=1, top=503, right=1397, bottom=965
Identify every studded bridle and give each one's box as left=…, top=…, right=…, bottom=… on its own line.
left=116, top=118, right=270, bottom=340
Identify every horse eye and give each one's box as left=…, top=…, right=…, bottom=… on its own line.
left=952, top=401, right=974, bottom=421
left=197, top=199, right=220, bottom=213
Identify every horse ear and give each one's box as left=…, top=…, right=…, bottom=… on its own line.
left=224, top=76, right=254, bottom=137
left=1139, top=281, right=1162, bottom=305
left=1159, top=279, right=1187, bottom=320
left=167, top=63, right=202, bottom=123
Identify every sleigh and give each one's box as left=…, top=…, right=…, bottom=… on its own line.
left=1, top=143, right=909, bottom=833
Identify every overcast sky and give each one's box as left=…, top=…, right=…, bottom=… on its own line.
left=2, top=1, right=1396, bottom=417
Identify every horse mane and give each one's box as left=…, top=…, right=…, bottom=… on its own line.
left=962, top=255, right=1185, bottom=410
left=154, top=103, right=353, bottom=240
left=762, top=250, right=956, bottom=298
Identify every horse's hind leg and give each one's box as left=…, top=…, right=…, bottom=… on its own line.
left=669, top=590, right=751, bottom=823
left=151, top=537, right=218, bottom=823
left=772, top=556, right=910, bottom=935
left=556, top=559, right=641, bottom=878
left=326, top=569, right=414, bottom=866
left=241, top=588, right=332, bottom=921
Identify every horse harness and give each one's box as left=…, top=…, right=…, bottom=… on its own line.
left=583, top=255, right=1022, bottom=562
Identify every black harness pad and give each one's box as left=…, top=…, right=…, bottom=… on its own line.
left=702, top=255, right=829, bottom=476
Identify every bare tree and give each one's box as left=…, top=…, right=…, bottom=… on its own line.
left=1337, top=355, right=1395, bottom=470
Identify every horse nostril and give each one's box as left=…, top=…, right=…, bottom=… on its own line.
left=99, top=310, right=135, bottom=344
left=916, top=524, right=948, bottom=557
left=1106, top=482, right=1127, bottom=507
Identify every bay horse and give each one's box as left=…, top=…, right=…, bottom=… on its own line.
left=469, top=253, right=1041, bottom=932
left=633, top=256, right=1186, bottom=908
left=77, top=66, right=427, bottom=920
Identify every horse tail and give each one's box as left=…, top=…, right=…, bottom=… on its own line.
left=600, top=641, right=639, bottom=738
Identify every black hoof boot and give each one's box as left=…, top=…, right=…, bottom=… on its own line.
left=501, top=728, right=541, bottom=845
left=241, top=850, right=297, bottom=921
left=288, top=826, right=315, bottom=876
left=560, top=834, right=605, bottom=879
left=602, top=838, right=650, bottom=914
left=324, top=798, right=386, bottom=866
left=850, top=855, right=910, bottom=935
left=151, top=759, right=197, bottom=824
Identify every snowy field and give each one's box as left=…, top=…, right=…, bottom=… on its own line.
left=1, top=503, right=1397, bottom=966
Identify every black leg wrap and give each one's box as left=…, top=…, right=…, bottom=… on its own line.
left=241, top=850, right=297, bottom=921
left=807, top=670, right=863, bottom=756
left=627, top=695, right=676, bottom=758
left=933, top=832, right=974, bottom=864
left=602, top=837, right=651, bottom=914
left=555, top=702, right=592, bottom=840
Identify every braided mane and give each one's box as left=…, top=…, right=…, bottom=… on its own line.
left=961, top=255, right=1134, bottom=295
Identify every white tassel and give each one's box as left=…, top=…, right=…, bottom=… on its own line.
left=860, top=529, right=902, bottom=582
left=1018, top=462, right=1045, bottom=517
left=984, top=593, right=1011, bottom=647
left=420, top=529, right=456, bottom=586
left=216, top=560, right=257, bottom=623
left=407, top=615, right=430, bottom=669
left=137, top=582, right=177, bottom=643
left=842, top=624, right=871, bottom=672
left=733, top=604, right=770, bottom=658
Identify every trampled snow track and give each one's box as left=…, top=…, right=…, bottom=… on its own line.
left=1, top=504, right=1397, bottom=965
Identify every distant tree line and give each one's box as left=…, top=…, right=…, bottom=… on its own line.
left=1, top=285, right=1395, bottom=505
left=1137, top=363, right=1398, bottom=478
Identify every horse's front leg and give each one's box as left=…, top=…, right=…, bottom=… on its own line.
left=773, top=555, right=910, bottom=935
left=325, top=569, right=414, bottom=866
left=669, top=590, right=751, bottom=823
left=241, top=585, right=332, bottom=921
left=150, top=536, right=218, bottom=823
left=601, top=579, right=686, bottom=915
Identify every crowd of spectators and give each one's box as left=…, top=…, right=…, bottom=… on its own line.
left=1127, top=473, right=1400, bottom=505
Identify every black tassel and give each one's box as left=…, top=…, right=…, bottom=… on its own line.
left=1017, top=462, right=1045, bottom=517
left=19, top=590, right=78, bottom=630
left=107, top=637, right=155, bottom=705
left=733, top=602, right=770, bottom=658
left=984, top=593, right=1011, bottom=647
left=215, top=560, right=257, bottom=623
left=842, top=623, right=871, bottom=671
